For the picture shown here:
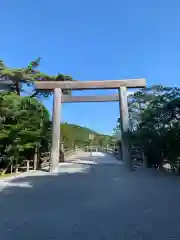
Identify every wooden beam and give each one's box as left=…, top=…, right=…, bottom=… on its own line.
left=62, top=95, right=119, bottom=103
left=35, top=79, right=146, bottom=90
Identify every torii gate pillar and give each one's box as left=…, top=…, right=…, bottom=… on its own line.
left=50, top=88, right=62, bottom=172
left=119, top=87, right=132, bottom=171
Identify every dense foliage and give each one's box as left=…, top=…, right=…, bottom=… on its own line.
left=0, top=92, right=51, bottom=172
left=114, top=85, right=180, bottom=170
left=0, top=57, right=72, bottom=173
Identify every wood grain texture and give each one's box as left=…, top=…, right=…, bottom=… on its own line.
left=119, top=87, right=132, bottom=171
left=49, top=88, right=62, bottom=172
left=62, top=95, right=119, bottom=103
left=35, top=79, right=146, bottom=90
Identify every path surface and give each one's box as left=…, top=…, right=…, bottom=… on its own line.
left=0, top=152, right=180, bottom=239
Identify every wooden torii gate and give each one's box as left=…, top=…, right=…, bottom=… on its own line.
left=35, top=79, right=146, bottom=172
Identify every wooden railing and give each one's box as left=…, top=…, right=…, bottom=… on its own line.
left=0, top=159, right=35, bottom=175
left=131, top=146, right=143, bottom=168
left=40, top=148, right=81, bottom=169
left=0, top=148, right=81, bottom=175
left=85, top=146, right=116, bottom=154
left=102, top=147, right=121, bottom=159
left=40, top=152, right=51, bottom=169
left=104, top=147, right=114, bottom=154
left=103, top=146, right=142, bottom=165
left=84, top=146, right=100, bottom=152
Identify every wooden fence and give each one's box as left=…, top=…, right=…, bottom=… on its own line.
left=0, top=148, right=80, bottom=175
left=40, top=148, right=81, bottom=169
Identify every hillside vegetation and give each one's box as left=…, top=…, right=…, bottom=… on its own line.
left=61, top=122, right=113, bottom=149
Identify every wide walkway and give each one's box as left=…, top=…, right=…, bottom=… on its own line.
left=1, top=152, right=180, bottom=239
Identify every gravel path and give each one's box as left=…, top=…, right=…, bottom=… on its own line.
left=0, top=152, right=180, bottom=239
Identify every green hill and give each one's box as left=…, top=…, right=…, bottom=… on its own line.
left=61, top=122, right=114, bottom=149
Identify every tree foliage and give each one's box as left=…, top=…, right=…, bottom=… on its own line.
left=114, top=85, right=180, bottom=169
left=0, top=92, right=50, bottom=170
left=0, top=58, right=73, bottom=96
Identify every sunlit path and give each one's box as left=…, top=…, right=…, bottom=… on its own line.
left=67, top=151, right=122, bottom=165
left=0, top=151, right=180, bottom=239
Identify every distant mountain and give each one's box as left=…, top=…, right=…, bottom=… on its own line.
left=61, top=122, right=114, bottom=149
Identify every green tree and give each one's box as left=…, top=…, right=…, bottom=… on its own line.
left=0, top=92, right=50, bottom=171
left=126, top=85, right=180, bottom=168
left=0, top=58, right=73, bottom=96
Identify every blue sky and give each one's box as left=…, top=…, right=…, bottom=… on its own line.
left=1, top=0, right=180, bottom=135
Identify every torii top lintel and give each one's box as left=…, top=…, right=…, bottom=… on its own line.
left=35, top=78, right=146, bottom=90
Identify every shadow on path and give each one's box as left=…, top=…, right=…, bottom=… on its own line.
left=1, top=153, right=180, bottom=239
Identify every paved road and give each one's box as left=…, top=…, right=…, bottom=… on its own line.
left=1, top=152, right=180, bottom=239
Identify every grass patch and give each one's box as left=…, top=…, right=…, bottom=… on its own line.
left=0, top=172, right=20, bottom=179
